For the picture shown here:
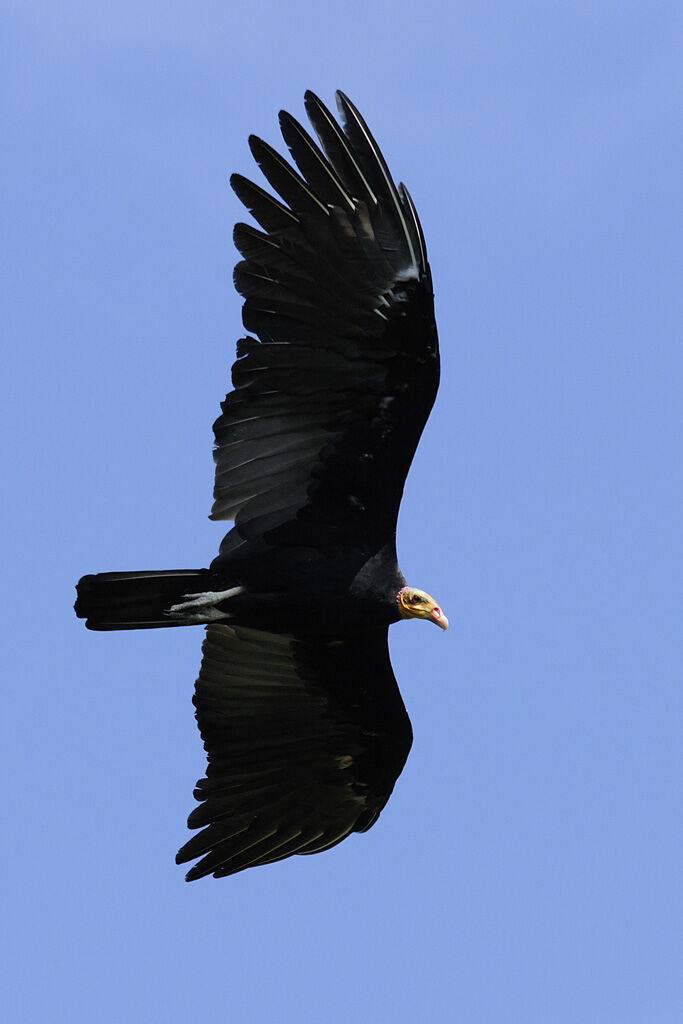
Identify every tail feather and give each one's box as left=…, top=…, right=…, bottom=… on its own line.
left=75, top=569, right=211, bottom=630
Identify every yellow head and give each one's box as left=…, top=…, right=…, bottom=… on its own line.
left=397, top=587, right=448, bottom=630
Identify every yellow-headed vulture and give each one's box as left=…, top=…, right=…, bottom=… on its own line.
left=75, top=91, right=446, bottom=881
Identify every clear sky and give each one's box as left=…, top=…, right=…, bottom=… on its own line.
left=3, top=2, right=681, bottom=1022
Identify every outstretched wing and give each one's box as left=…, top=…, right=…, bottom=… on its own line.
left=212, top=90, right=439, bottom=549
left=177, top=623, right=412, bottom=880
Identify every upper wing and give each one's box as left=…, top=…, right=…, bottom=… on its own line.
left=212, top=90, right=439, bottom=549
left=176, top=622, right=412, bottom=880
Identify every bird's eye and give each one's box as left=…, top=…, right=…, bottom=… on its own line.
left=412, top=594, right=424, bottom=605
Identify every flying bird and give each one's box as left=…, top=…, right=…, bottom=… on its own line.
left=76, top=90, right=445, bottom=881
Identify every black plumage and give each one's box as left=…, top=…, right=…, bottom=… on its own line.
left=75, top=91, right=445, bottom=880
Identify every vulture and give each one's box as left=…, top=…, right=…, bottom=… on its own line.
left=75, top=90, right=445, bottom=881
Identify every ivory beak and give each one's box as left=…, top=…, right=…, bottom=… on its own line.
left=430, top=606, right=449, bottom=630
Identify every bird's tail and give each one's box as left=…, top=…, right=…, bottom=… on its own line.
left=75, top=569, right=212, bottom=630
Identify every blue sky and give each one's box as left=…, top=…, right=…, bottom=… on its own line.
left=3, top=2, right=681, bottom=1021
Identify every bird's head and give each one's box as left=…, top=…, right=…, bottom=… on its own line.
left=396, top=587, right=448, bottom=630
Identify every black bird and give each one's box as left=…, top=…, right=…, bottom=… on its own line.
left=76, top=91, right=446, bottom=881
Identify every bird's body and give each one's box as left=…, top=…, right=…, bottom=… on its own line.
left=76, top=91, right=445, bottom=880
